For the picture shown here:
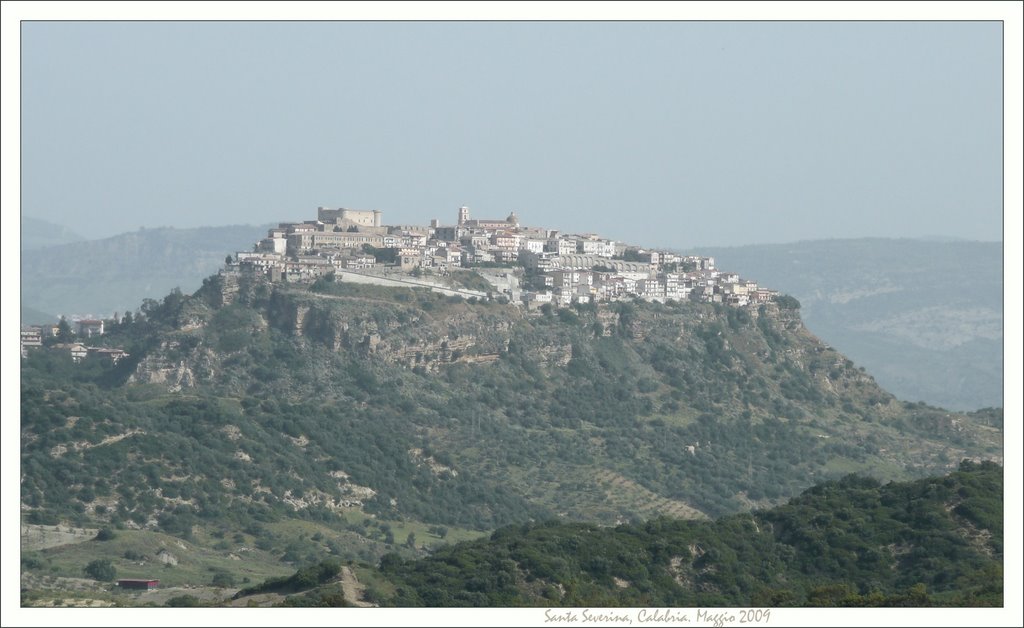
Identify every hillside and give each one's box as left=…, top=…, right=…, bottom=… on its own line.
left=21, top=275, right=1001, bottom=536
left=369, top=460, right=1002, bottom=607
left=694, top=239, right=1002, bottom=411
left=20, top=224, right=270, bottom=318
left=21, top=216, right=85, bottom=251
left=21, top=304, right=57, bottom=326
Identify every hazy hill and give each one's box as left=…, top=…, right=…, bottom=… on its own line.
left=21, top=304, right=57, bottom=326
left=694, top=239, right=1002, bottom=411
left=21, top=216, right=85, bottom=251
left=20, top=224, right=271, bottom=318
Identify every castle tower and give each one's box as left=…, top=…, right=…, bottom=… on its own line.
left=373, top=210, right=383, bottom=227
left=458, top=206, right=469, bottom=226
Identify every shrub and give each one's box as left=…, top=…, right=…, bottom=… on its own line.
left=95, top=528, right=116, bottom=541
left=165, top=595, right=204, bottom=607
left=775, top=294, right=801, bottom=310
left=84, top=559, right=116, bottom=582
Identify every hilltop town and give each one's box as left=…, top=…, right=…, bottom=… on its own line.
left=21, top=204, right=782, bottom=362
left=229, top=205, right=779, bottom=309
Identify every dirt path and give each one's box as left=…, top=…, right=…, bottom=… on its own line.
left=225, top=592, right=287, bottom=607
left=339, top=566, right=374, bottom=607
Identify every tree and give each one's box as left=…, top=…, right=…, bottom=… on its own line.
left=405, top=532, right=417, bottom=549
left=95, top=528, right=116, bottom=541
left=361, top=244, right=399, bottom=264
left=775, top=294, right=801, bottom=310
left=57, top=316, right=74, bottom=342
left=225, top=254, right=234, bottom=265
left=85, top=559, right=117, bottom=582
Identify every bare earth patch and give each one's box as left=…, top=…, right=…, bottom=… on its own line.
left=21, top=524, right=98, bottom=551
left=340, top=565, right=376, bottom=607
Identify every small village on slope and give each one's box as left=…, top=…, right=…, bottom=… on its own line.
left=21, top=204, right=782, bottom=362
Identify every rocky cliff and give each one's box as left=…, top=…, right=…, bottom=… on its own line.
left=25, top=274, right=1001, bottom=534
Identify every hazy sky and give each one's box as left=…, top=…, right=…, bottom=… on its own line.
left=20, top=20, right=1003, bottom=249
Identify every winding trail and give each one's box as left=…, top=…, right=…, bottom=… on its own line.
left=340, top=566, right=374, bottom=607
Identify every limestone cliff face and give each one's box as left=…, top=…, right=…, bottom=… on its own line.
left=128, top=339, right=218, bottom=391
left=260, top=289, right=527, bottom=372
left=134, top=279, right=554, bottom=386
left=127, top=281, right=759, bottom=390
left=129, top=279, right=893, bottom=419
left=34, top=276, right=1002, bottom=535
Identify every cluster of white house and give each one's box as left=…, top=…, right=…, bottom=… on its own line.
left=20, top=319, right=128, bottom=363
left=520, top=265, right=777, bottom=310
left=229, top=205, right=778, bottom=308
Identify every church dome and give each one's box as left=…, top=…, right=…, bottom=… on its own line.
left=506, top=211, right=519, bottom=224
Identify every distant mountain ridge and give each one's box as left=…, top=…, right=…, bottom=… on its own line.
left=20, top=228, right=1004, bottom=410
left=20, top=216, right=86, bottom=251
left=692, top=239, right=1002, bottom=411
left=20, top=223, right=271, bottom=318
left=20, top=304, right=57, bottom=326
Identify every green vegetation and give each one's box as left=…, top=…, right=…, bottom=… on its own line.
left=360, top=244, right=398, bottom=265
left=95, top=528, right=117, bottom=541
left=698, top=239, right=1002, bottom=410
left=23, top=229, right=1002, bottom=412
left=22, top=527, right=293, bottom=592
left=234, top=559, right=342, bottom=598
left=614, top=248, right=646, bottom=262
left=446, top=270, right=494, bottom=292
left=275, top=586, right=351, bottom=607
left=21, top=278, right=1000, bottom=533
left=774, top=294, right=800, bottom=310
left=20, top=275, right=1002, bottom=607
left=84, top=559, right=116, bottom=582
left=165, top=595, right=206, bottom=607
left=372, top=462, right=1002, bottom=607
